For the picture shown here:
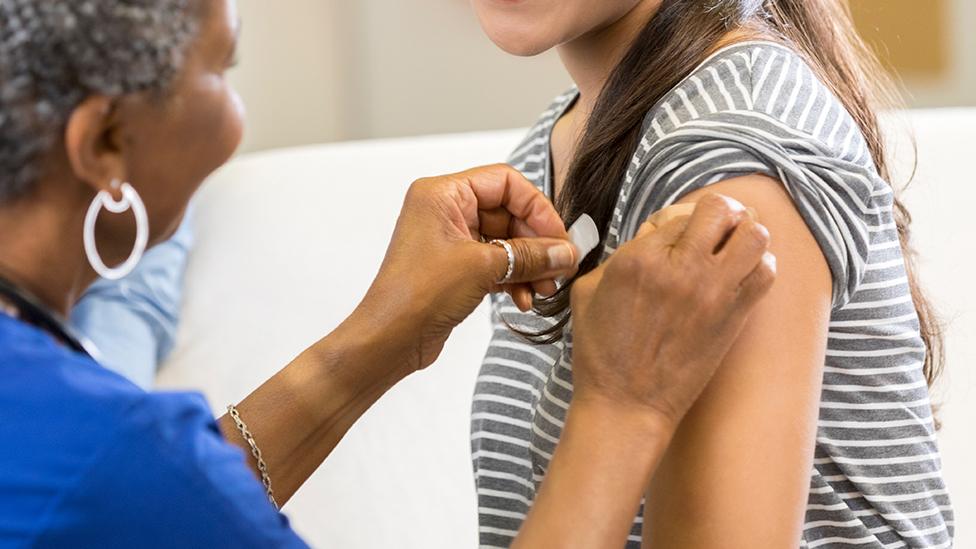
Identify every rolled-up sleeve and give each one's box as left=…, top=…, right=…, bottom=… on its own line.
left=620, top=112, right=880, bottom=310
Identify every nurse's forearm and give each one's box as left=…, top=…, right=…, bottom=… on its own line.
left=513, top=396, right=675, bottom=548
left=218, top=307, right=417, bottom=506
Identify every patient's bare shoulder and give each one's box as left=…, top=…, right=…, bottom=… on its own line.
left=641, top=173, right=832, bottom=547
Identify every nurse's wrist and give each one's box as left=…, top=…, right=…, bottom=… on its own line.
left=324, top=300, right=421, bottom=382
left=569, top=391, right=679, bottom=446
left=351, top=277, right=439, bottom=371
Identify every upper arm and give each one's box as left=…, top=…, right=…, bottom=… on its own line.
left=641, top=174, right=832, bottom=546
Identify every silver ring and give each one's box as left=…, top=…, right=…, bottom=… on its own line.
left=489, top=239, right=516, bottom=284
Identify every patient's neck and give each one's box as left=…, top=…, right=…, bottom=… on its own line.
left=0, top=183, right=96, bottom=318
left=549, top=6, right=755, bottom=201
left=547, top=1, right=659, bottom=200
left=557, top=1, right=660, bottom=119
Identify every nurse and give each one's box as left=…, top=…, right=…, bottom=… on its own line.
left=0, top=0, right=776, bottom=547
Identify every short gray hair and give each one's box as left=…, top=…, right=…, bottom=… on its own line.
left=0, top=0, right=200, bottom=201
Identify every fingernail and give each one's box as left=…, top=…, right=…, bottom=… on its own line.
left=763, top=251, right=777, bottom=271
left=548, top=243, right=575, bottom=270
left=726, top=196, right=745, bottom=210
left=755, top=223, right=770, bottom=241
left=538, top=282, right=557, bottom=298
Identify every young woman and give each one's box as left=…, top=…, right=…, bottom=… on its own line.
left=470, top=0, right=953, bottom=547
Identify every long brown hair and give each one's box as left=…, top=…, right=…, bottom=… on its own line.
left=526, top=0, right=944, bottom=389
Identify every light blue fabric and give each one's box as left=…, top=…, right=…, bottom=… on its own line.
left=70, top=214, right=193, bottom=389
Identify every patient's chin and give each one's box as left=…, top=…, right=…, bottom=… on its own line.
left=481, top=18, right=559, bottom=57
left=482, top=26, right=558, bottom=57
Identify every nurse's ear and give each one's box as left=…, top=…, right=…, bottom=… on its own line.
left=63, top=95, right=129, bottom=198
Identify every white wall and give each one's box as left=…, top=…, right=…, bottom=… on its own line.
left=229, top=0, right=351, bottom=153
left=228, top=0, right=975, bottom=153
left=340, top=0, right=569, bottom=140
left=229, top=0, right=564, bottom=152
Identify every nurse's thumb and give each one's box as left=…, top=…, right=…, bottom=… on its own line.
left=485, top=238, right=578, bottom=285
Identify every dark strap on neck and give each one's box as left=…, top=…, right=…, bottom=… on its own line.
left=0, top=274, right=88, bottom=355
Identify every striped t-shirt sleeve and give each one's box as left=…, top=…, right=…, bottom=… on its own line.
left=621, top=82, right=884, bottom=311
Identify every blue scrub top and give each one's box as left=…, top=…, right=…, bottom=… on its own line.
left=0, top=313, right=308, bottom=548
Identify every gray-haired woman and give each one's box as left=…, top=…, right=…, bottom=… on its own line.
left=0, top=0, right=775, bottom=547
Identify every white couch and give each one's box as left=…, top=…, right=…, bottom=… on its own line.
left=158, top=110, right=975, bottom=548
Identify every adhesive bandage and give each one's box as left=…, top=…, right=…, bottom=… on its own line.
left=568, top=214, right=600, bottom=267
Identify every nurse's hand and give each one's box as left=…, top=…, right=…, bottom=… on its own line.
left=569, top=194, right=776, bottom=430
left=356, top=164, right=577, bottom=370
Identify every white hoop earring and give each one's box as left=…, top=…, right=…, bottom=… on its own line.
left=83, top=180, right=149, bottom=281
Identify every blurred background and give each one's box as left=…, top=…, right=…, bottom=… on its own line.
left=195, top=2, right=974, bottom=544
left=230, top=0, right=976, bottom=153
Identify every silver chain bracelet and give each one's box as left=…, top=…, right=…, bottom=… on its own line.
left=227, top=404, right=280, bottom=510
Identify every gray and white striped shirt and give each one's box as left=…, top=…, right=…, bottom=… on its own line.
left=471, top=41, right=953, bottom=548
